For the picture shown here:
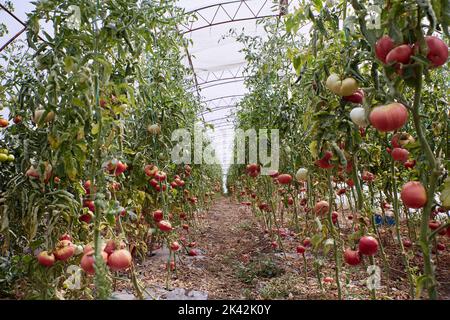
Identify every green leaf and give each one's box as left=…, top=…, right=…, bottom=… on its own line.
left=64, top=56, right=75, bottom=73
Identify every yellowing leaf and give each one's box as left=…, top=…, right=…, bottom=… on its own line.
left=440, top=177, right=450, bottom=208
left=48, top=135, right=61, bottom=149
left=309, top=140, right=318, bottom=158
left=91, top=123, right=99, bottom=135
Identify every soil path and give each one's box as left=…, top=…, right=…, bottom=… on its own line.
left=131, top=197, right=268, bottom=299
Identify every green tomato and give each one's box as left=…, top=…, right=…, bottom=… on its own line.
left=7, top=154, right=15, bottom=162
left=0, top=153, right=8, bottom=162
left=0, top=149, right=8, bottom=154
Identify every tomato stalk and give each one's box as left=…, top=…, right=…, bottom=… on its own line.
left=327, top=172, right=342, bottom=300
left=390, top=158, right=415, bottom=298
left=367, top=183, right=391, bottom=296
left=301, top=253, right=308, bottom=284
left=368, top=255, right=376, bottom=300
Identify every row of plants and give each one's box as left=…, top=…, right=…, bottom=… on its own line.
left=0, top=0, right=222, bottom=299
left=227, top=0, right=449, bottom=299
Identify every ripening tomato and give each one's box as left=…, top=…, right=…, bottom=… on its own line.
left=54, top=240, right=75, bottom=261
left=153, top=210, right=164, bottom=222
left=188, top=249, right=198, bottom=256
left=315, top=151, right=334, bottom=169
left=314, top=200, right=329, bottom=216
left=170, top=241, right=181, bottom=251
left=391, top=132, right=415, bottom=148
left=425, top=36, right=448, bottom=67
left=59, top=234, right=72, bottom=241
left=144, top=164, right=158, bottom=177
left=13, top=115, right=22, bottom=124
left=343, top=89, right=364, bottom=104
left=79, top=211, right=93, bottom=224
left=358, top=236, right=379, bottom=256
left=295, top=168, right=308, bottom=181
left=278, top=174, right=292, bottom=185
left=25, top=166, right=40, bottom=179
left=81, top=251, right=108, bottom=275
left=155, top=171, right=167, bottom=182
left=104, top=239, right=126, bottom=255
left=33, top=109, right=55, bottom=124
left=83, top=180, right=92, bottom=195
left=287, top=197, right=294, bottom=205
left=428, top=220, right=440, bottom=230
left=346, top=179, right=355, bottom=188
left=106, top=160, right=127, bottom=176
left=325, top=74, right=359, bottom=96
left=400, top=181, right=427, bottom=209
left=107, top=249, right=132, bottom=272
left=83, top=200, right=95, bottom=212
left=332, top=211, right=338, bottom=224
left=404, top=159, right=416, bottom=169
left=369, top=103, right=408, bottom=132
left=391, top=148, right=409, bottom=163
left=375, top=35, right=395, bottom=63
left=37, top=251, right=55, bottom=267
left=386, top=44, right=413, bottom=65
left=302, top=237, right=311, bottom=247
left=402, top=239, right=413, bottom=249
left=296, top=245, right=306, bottom=254
left=157, top=220, right=172, bottom=232
left=149, top=178, right=159, bottom=188
left=361, top=171, right=375, bottom=182
left=0, top=118, right=9, bottom=128
left=344, top=249, right=361, bottom=266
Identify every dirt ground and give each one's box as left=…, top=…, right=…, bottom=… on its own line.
left=126, top=196, right=450, bottom=300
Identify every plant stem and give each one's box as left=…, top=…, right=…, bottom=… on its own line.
left=390, top=159, right=415, bottom=299
left=327, top=172, right=342, bottom=300
left=410, top=64, right=440, bottom=299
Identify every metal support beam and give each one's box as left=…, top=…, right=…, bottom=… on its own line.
left=0, top=3, right=45, bottom=53
left=180, top=0, right=289, bottom=34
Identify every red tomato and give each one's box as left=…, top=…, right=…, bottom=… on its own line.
left=81, top=251, right=108, bottom=275
left=375, top=35, right=395, bottom=63
left=358, top=236, right=379, bottom=256
left=296, top=245, right=306, bottom=254
left=107, top=249, right=132, bottom=272
left=369, top=103, right=408, bottom=132
left=391, top=148, right=409, bottom=162
left=37, top=251, right=55, bottom=267
left=425, top=36, right=448, bottom=67
left=344, top=249, right=361, bottom=266
left=401, top=181, right=427, bottom=209
left=277, top=174, right=292, bottom=185
left=54, top=240, right=75, bottom=261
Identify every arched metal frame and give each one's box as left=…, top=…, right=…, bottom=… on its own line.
left=180, top=0, right=288, bottom=34
left=182, top=0, right=289, bottom=112
left=0, top=3, right=45, bottom=52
